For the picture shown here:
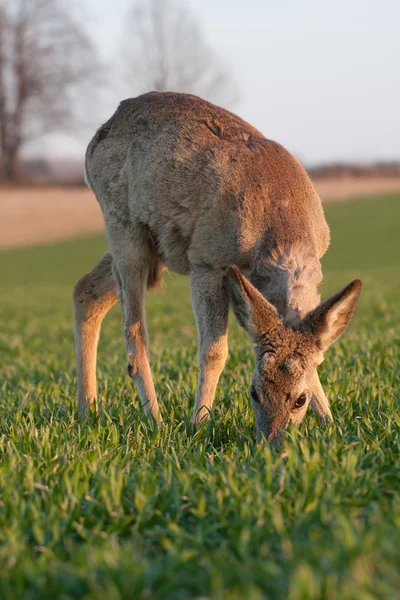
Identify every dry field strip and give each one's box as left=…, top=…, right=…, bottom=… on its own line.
left=1, top=176, right=400, bottom=249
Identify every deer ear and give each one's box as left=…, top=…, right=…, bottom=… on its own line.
left=228, top=266, right=282, bottom=339
left=302, top=279, right=362, bottom=351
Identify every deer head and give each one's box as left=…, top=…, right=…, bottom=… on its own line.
left=228, top=267, right=362, bottom=449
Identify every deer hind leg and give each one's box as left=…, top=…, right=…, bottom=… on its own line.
left=108, top=224, right=162, bottom=421
left=73, top=252, right=118, bottom=418
left=190, top=266, right=229, bottom=424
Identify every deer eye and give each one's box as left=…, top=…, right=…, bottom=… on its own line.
left=294, top=394, right=307, bottom=410
left=250, top=385, right=260, bottom=404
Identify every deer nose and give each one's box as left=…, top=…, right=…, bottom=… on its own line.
left=262, top=420, right=287, bottom=449
left=268, top=429, right=285, bottom=450
left=256, top=425, right=285, bottom=449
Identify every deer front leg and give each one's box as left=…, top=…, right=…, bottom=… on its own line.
left=190, top=267, right=229, bottom=424
left=73, top=252, right=118, bottom=418
left=310, top=370, right=333, bottom=422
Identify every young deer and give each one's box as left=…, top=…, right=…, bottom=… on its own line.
left=74, top=92, right=361, bottom=448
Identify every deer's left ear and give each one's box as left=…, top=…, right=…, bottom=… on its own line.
left=301, top=279, right=362, bottom=351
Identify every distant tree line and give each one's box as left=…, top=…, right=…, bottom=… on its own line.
left=307, top=162, right=400, bottom=179
left=0, top=0, right=237, bottom=183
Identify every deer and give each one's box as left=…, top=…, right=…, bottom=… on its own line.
left=73, top=91, right=361, bottom=448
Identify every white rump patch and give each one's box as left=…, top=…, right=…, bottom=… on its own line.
left=84, top=165, right=91, bottom=189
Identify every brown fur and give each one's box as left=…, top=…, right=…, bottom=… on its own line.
left=73, top=92, right=361, bottom=445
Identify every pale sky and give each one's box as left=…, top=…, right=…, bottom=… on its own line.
left=45, top=0, right=400, bottom=165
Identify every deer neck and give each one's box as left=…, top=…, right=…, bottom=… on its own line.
left=251, top=243, right=323, bottom=326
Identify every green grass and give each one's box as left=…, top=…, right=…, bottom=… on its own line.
left=0, top=194, right=399, bottom=599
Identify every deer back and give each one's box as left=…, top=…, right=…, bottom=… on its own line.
left=86, top=92, right=330, bottom=275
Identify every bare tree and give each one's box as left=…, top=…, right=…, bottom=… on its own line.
left=121, top=0, right=238, bottom=108
left=0, top=0, right=100, bottom=182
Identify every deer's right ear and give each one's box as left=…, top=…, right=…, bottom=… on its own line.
left=228, top=266, right=282, bottom=339
left=301, top=279, right=362, bottom=351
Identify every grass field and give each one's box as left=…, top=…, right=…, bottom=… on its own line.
left=0, top=195, right=399, bottom=599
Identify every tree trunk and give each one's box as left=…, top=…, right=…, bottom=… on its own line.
left=1, top=148, right=21, bottom=182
